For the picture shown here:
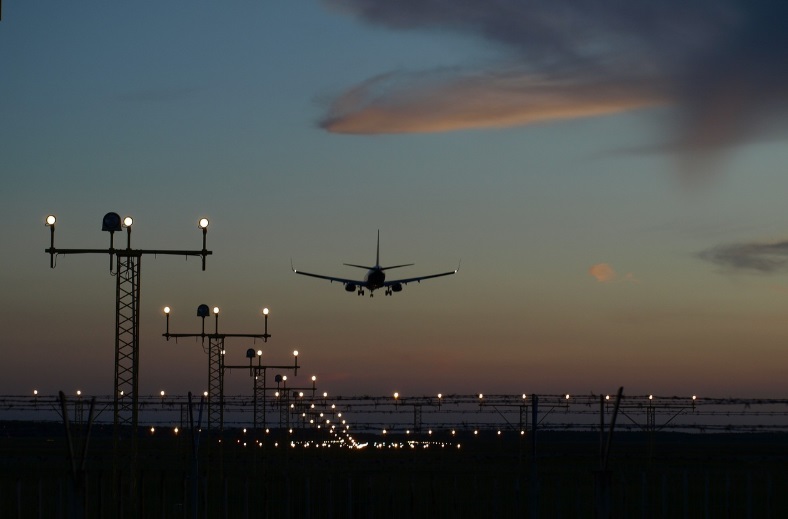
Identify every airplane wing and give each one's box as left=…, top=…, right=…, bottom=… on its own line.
left=383, top=268, right=458, bottom=286
left=292, top=264, right=363, bottom=286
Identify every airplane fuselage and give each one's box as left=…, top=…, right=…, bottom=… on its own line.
left=364, top=268, right=385, bottom=290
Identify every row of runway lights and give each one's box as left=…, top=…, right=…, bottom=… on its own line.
left=33, top=386, right=331, bottom=400
left=139, top=424, right=557, bottom=450
left=142, top=425, right=365, bottom=449
left=403, top=393, right=698, bottom=402
left=137, top=426, right=503, bottom=450
left=35, top=390, right=700, bottom=402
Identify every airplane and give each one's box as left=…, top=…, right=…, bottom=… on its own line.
left=292, top=231, right=458, bottom=297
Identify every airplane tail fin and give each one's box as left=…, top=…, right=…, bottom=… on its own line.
left=344, top=231, right=413, bottom=270
left=377, top=230, right=414, bottom=270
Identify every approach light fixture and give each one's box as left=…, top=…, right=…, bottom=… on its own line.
left=198, top=218, right=209, bottom=229
left=163, top=306, right=172, bottom=336
left=123, top=216, right=133, bottom=227
left=263, top=308, right=269, bottom=315
left=44, top=214, right=58, bottom=267
left=102, top=212, right=121, bottom=232
left=213, top=307, right=219, bottom=315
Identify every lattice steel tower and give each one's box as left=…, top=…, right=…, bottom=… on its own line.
left=44, top=212, right=212, bottom=436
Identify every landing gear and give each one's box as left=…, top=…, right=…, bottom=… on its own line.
left=357, top=289, right=365, bottom=296
left=385, top=288, right=392, bottom=296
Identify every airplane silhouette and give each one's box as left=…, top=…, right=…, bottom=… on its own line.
left=292, top=231, right=458, bottom=297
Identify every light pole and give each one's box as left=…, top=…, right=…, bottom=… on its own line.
left=44, top=213, right=211, bottom=456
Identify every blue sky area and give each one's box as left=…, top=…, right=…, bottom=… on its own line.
left=3, top=2, right=788, bottom=399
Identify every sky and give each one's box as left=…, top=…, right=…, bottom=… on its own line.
left=3, top=1, right=788, bottom=401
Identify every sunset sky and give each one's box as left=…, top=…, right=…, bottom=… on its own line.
left=3, top=1, right=788, bottom=400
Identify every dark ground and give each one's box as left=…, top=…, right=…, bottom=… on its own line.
left=1, top=421, right=787, bottom=517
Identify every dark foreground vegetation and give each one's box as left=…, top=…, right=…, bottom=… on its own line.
left=1, top=421, right=787, bottom=517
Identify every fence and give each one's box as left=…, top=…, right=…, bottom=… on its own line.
left=3, top=393, right=788, bottom=434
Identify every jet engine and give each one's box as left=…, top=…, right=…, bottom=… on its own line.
left=345, top=284, right=357, bottom=292
left=391, top=283, right=403, bottom=292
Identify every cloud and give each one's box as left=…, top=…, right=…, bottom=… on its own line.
left=589, top=263, right=616, bottom=283
left=700, top=240, right=788, bottom=273
left=320, top=1, right=788, bottom=155
left=588, top=263, right=639, bottom=283
left=320, top=68, right=664, bottom=134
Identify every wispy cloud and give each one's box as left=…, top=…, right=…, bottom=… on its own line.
left=700, top=240, right=788, bottom=273
left=589, top=263, right=638, bottom=283
left=320, top=1, right=788, bottom=156
left=320, top=68, right=664, bottom=134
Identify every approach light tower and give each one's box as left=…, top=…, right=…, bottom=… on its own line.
left=163, top=304, right=273, bottom=432
left=44, top=213, right=212, bottom=437
left=229, top=341, right=304, bottom=434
